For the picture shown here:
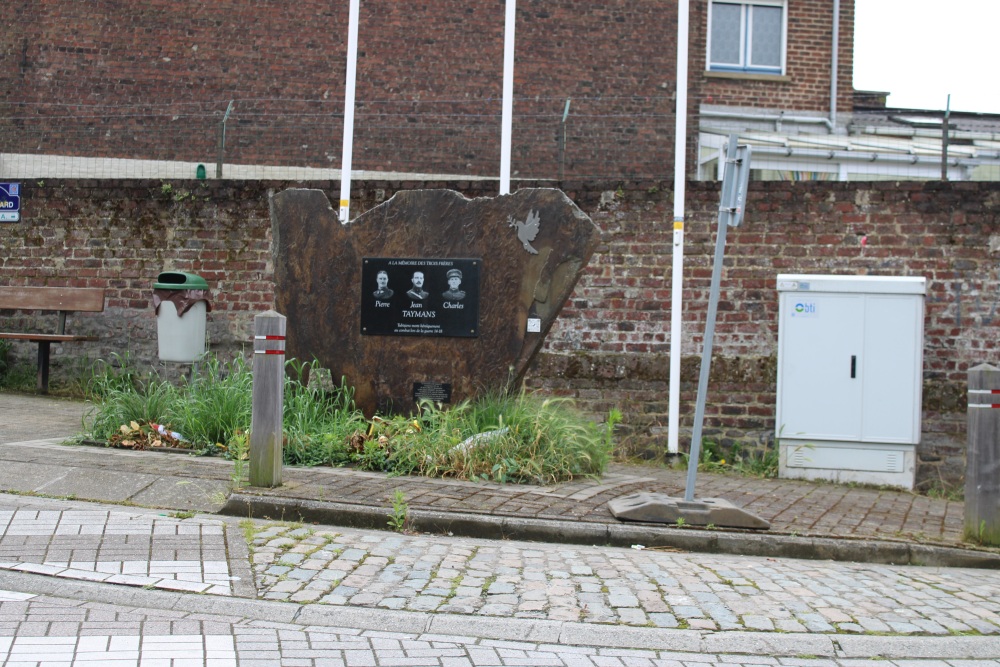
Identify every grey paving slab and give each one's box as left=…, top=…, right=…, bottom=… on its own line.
left=31, top=467, right=160, bottom=501
left=0, top=460, right=83, bottom=494
left=127, top=476, right=231, bottom=512
left=836, top=636, right=1000, bottom=661
left=0, top=395, right=88, bottom=444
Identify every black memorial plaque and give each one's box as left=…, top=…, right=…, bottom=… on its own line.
left=413, top=381, right=452, bottom=405
left=361, top=258, right=481, bottom=337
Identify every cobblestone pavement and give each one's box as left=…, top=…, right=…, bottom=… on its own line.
left=246, top=522, right=1000, bottom=635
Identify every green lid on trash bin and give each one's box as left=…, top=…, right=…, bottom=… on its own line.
left=154, top=271, right=209, bottom=290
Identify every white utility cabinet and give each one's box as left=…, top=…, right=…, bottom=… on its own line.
left=775, top=274, right=926, bottom=489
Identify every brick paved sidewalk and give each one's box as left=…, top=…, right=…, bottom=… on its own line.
left=0, top=506, right=235, bottom=595
left=245, top=460, right=967, bottom=547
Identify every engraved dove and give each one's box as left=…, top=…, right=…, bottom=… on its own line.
left=507, top=209, right=540, bottom=255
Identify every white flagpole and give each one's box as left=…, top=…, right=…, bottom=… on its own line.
left=499, top=0, right=516, bottom=195
left=668, top=0, right=690, bottom=455
left=339, top=0, right=360, bottom=222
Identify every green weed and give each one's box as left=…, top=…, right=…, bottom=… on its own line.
left=729, top=440, right=780, bottom=478
left=86, top=353, right=180, bottom=441
left=921, top=479, right=964, bottom=502
left=965, top=519, right=990, bottom=546
left=356, top=390, right=611, bottom=483
left=387, top=489, right=409, bottom=532
left=227, top=431, right=249, bottom=489
left=172, top=355, right=253, bottom=447
left=282, top=359, right=366, bottom=467
left=675, top=436, right=779, bottom=479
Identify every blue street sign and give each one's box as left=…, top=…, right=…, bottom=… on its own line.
left=0, top=183, right=20, bottom=222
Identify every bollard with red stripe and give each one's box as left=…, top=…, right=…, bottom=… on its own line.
left=250, top=311, right=286, bottom=488
left=967, top=388, right=1000, bottom=409
left=966, top=363, right=1000, bottom=546
left=254, top=334, right=287, bottom=355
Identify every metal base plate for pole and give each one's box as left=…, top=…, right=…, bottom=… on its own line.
left=608, top=492, right=770, bottom=530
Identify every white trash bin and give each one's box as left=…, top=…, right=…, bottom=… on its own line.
left=153, top=271, right=211, bottom=362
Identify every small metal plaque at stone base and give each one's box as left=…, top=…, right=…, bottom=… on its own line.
left=608, top=492, right=769, bottom=530
left=413, top=381, right=452, bottom=405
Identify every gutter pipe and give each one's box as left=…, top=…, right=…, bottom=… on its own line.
left=830, top=0, right=840, bottom=131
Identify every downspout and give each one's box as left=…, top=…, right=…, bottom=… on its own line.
left=829, top=0, right=840, bottom=132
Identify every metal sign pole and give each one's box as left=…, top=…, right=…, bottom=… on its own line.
left=609, top=137, right=765, bottom=528
left=683, top=134, right=750, bottom=501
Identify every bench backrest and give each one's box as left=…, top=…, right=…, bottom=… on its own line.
left=0, top=287, right=106, bottom=313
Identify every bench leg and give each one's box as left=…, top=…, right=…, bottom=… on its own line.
left=36, top=341, right=50, bottom=394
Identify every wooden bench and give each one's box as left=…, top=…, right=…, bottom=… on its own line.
left=0, top=286, right=106, bottom=393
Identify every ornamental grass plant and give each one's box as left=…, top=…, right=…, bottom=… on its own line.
left=369, top=392, right=612, bottom=483
left=86, top=353, right=255, bottom=450
left=281, top=359, right=367, bottom=467
left=86, top=353, right=180, bottom=441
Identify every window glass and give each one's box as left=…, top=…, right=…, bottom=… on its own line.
left=750, top=5, right=783, bottom=69
left=710, top=3, right=742, bottom=66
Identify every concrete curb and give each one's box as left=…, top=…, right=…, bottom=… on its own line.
left=0, top=570, right=998, bottom=659
left=221, top=492, right=1000, bottom=569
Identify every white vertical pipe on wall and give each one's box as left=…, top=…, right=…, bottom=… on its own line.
left=667, top=0, right=690, bottom=455
left=500, top=0, right=516, bottom=195
left=339, top=0, right=361, bottom=222
left=829, top=0, right=840, bottom=131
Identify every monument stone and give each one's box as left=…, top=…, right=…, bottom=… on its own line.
left=270, top=188, right=600, bottom=415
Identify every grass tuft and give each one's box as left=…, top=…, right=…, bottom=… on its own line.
left=357, top=391, right=612, bottom=483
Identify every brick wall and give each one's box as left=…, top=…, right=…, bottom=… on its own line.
left=2, top=0, right=849, bottom=179
left=3, top=178, right=995, bottom=489
left=692, top=0, right=855, bottom=113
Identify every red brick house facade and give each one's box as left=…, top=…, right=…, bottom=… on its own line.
left=2, top=0, right=854, bottom=180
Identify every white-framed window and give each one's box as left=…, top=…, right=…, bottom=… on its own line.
left=707, top=0, right=786, bottom=74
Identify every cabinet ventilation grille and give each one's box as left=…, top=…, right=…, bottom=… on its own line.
left=789, top=446, right=904, bottom=473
